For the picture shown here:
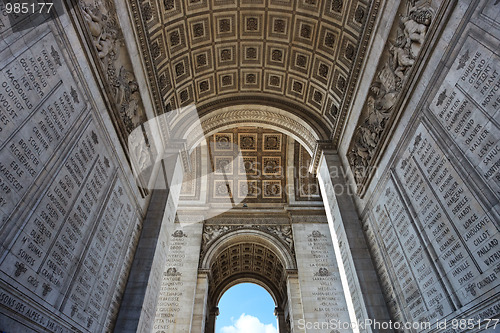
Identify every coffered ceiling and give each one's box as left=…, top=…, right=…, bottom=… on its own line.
left=131, top=0, right=375, bottom=140
left=178, top=127, right=321, bottom=204
left=208, top=128, right=288, bottom=203
left=209, top=242, right=287, bottom=303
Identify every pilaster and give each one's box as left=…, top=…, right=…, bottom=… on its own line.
left=317, top=149, right=392, bottom=332
left=114, top=155, right=184, bottom=332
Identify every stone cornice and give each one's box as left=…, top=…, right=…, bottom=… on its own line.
left=310, top=140, right=336, bottom=174
left=332, top=0, right=382, bottom=147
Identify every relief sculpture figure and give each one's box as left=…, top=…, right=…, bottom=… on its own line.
left=80, top=0, right=145, bottom=134
left=348, top=3, right=433, bottom=187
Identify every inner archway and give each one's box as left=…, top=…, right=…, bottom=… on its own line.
left=200, top=229, right=297, bottom=333
left=216, top=283, right=278, bottom=333
left=147, top=126, right=367, bottom=333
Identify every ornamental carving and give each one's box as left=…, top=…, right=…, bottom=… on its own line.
left=79, top=0, right=146, bottom=135
left=191, top=108, right=318, bottom=153
left=314, top=267, right=331, bottom=276
left=200, top=224, right=294, bottom=258
left=309, top=230, right=326, bottom=238
left=348, top=2, right=433, bottom=192
left=172, top=230, right=187, bottom=238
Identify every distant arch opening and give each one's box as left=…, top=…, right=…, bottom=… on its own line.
left=216, top=283, right=278, bottom=333
left=201, top=229, right=296, bottom=333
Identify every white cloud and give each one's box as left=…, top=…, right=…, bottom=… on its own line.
left=220, top=313, right=278, bottom=333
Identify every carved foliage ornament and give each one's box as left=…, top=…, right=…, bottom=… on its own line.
left=314, top=267, right=331, bottom=276
left=201, top=224, right=294, bottom=258
left=172, top=230, right=187, bottom=237
left=348, top=2, right=433, bottom=191
left=193, top=109, right=317, bottom=153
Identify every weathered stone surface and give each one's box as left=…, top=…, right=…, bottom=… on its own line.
left=152, top=224, right=202, bottom=332
left=364, top=121, right=500, bottom=327
left=0, top=5, right=143, bottom=333
left=1, top=0, right=500, bottom=332
left=430, top=35, right=500, bottom=195
left=292, top=223, right=352, bottom=331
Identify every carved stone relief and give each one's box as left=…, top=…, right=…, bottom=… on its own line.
left=200, top=224, right=294, bottom=260
left=79, top=0, right=147, bottom=136
left=348, top=1, right=434, bottom=193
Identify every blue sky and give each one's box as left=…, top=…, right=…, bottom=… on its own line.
left=216, top=283, right=278, bottom=333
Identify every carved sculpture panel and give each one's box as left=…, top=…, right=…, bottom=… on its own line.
left=79, top=0, right=147, bottom=141
left=200, top=224, right=294, bottom=260
left=347, top=1, right=434, bottom=194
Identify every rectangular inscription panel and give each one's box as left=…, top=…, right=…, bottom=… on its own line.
left=396, top=123, right=500, bottom=304
left=371, top=180, right=454, bottom=324
left=153, top=225, right=202, bottom=332
left=363, top=216, right=407, bottom=324
left=368, top=120, right=500, bottom=329
left=0, top=12, right=86, bottom=225
left=0, top=6, right=142, bottom=333
left=293, top=223, right=351, bottom=330
left=430, top=34, right=500, bottom=196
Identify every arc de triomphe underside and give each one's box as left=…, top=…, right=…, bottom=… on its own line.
left=0, top=0, right=500, bottom=332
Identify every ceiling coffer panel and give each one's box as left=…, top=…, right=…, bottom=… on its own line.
left=131, top=0, right=376, bottom=139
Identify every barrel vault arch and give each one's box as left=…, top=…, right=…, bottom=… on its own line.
left=198, top=228, right=298, bottom=333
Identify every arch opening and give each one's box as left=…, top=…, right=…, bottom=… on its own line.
left=216, top=283, right=278, bottom=333
left=202, top=230, right=295, bottom=333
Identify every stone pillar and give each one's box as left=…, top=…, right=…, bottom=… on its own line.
left=275, top=307, right=288, bottom=333
left=292, top=222, right=352, bottom=332
left=191, top=271, right=210, bottom=332
left=152, top=222, right=203, bottom=332
left=286, top=271, right=305, bottom=333
left=114, top=155, right=184, bottom=333
left=316, top=149, right=392, bottom=332
left=205, top=307, right=219, bottom=333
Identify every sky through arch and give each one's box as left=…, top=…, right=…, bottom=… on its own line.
left=216, top=283, right=278, bottom=333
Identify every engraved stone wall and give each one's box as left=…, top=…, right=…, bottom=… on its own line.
left=153, top=225, right=203, bottom=332
left=207, top=128, right=288, bottom=204
left=357, top=0, right=500, bottom=329
left=292, top=223, right=352, bottom=330
left=0, top=4, right=144, bottom=333
left=364, top=122, right=500, bottom=327
left=429, top=35, right=500, bottom=198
